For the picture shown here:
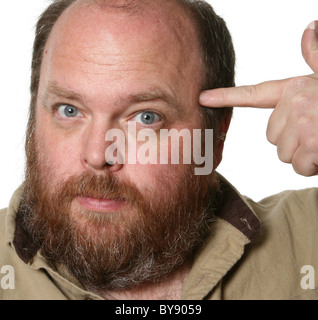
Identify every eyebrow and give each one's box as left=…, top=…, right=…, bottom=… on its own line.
left=42, top=81, right=184, bottom=117
left=122, top=89, right=184, bottom=117
left=42, top=81, right=84, bottom=107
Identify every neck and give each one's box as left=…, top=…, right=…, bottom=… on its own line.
left=93, top=263, right=191, bottom=300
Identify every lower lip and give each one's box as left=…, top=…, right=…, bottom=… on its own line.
left=76, top=196, right=126, bottom=212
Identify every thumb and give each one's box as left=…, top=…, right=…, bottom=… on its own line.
left=301, top=21, right=318, bottom=72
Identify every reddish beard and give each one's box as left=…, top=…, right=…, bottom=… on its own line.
left=20, top=134, right=218, bottom=291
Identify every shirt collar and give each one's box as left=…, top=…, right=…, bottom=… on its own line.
left=216, top=173, right=260, bottom=242
left=181, top=173, right=260, bottom=300
left=5, top=184, right=24, bottom=250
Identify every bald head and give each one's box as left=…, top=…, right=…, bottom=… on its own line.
left=44, top=0, right=202, bottom=78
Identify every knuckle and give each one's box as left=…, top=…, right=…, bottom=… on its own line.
left=287, top=76, right=318, bottom=113
left=291, top=93, right=312, bottom=111
left=292, top=162, right=314, bottom=177
left=276, top=138, right=294, bottom=164
left=287, top=76, right=312, bottom=91
left=266, top=129, right=277, bottom=145
left=244, top=85, right=259, bottom=100
left=266, top=112, right=280, bottom=145
left=277, top=150, right=292, bottom=164
left=302, top=136, right=318, bottom=153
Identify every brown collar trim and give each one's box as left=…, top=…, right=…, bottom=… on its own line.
left=215, top=179, right=260, bottom=242
left=13, top=206, right=40, bottom=264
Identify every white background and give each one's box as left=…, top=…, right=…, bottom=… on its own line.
left=0, top=0, right=317, bottom=209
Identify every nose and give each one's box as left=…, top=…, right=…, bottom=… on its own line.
left=80, top=121, right=123, bottom=173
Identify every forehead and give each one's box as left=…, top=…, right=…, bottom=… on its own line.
left=39, top=0, right=203, bottom=108
left=49, top=1, right=199, bottom=61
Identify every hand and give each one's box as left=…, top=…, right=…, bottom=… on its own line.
left=200, top=21, right=318, bottom=177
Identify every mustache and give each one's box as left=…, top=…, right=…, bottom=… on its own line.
left=58, top=171, right=141, bottom=205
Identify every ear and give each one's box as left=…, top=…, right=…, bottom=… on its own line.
left=213, top=112, right=232, bottom=170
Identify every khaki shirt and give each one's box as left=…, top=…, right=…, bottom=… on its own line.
left=0, top=174, right=317, bottom=300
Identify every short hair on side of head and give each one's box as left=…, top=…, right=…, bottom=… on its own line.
left=26, top=0, right=235, bottom=153
left=26, top=0, right=76, bottom=155
left=177, top=0, right=235, bottom=134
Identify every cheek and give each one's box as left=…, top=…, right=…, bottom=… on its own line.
left=34, top=124, right=83, bottom=182
left=123, top=162, right=186, bottom=197
left=124, top=123, right=201, bottom=193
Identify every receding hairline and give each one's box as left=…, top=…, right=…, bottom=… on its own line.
left=69, top=0, right=192, bottom=14
left=56, top=0, right=203, bottom=43
left=44, top=0, right=205, bottom=87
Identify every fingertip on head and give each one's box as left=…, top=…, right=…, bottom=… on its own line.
left=199, top=90, right=214, bottom=106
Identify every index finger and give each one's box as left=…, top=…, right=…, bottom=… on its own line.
left=199, top=79, right=290, bottom=108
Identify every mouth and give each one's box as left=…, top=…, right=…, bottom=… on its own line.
left=76, top=196, right=127, bottom=213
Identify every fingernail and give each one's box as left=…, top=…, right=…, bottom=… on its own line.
left=306, top=20, right=318, bottom=36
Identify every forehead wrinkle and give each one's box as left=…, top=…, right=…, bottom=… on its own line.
left=81, top=52, right=166, bottom=74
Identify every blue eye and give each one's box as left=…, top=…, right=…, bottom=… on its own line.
left=57, top=105, right=81, bottom=118
left=134, top=111, right=160, bottom=125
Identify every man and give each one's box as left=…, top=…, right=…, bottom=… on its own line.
left=0, top=0, right=317, bottom=300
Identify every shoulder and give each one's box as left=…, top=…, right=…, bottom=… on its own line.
left=0, top=207, right=8, bottom=219
left=0, top=206, right=18, bottom=271
left=246, top=187, right=318, bottom=225
left=245, top=188, right=318, bottom=253
left=222, top=188, right=318, bottom=299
